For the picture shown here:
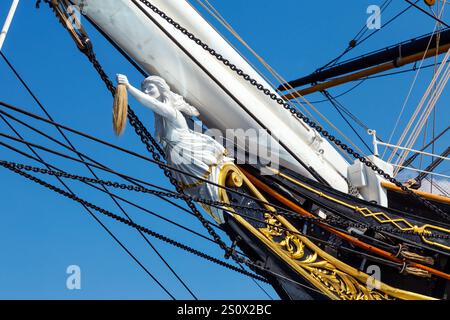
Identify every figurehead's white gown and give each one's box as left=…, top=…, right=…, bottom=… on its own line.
left=127, top=84, right=233, bottom=224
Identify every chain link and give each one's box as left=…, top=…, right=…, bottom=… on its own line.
left=81, top=33, right=233, bottom=256
left=5, top=160, right=450, bottom=241
left=135, top=0, right=449, bottom=222
left=0, top=161, right=269, bottom=283
left=39, top=0, right=450, bottom=283
left=42, top=0, right=248, bottom=269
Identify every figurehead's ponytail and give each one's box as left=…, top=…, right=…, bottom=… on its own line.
left=113, top=83, right=128, bottom=136
left=142, top=76, right=200, bottom=117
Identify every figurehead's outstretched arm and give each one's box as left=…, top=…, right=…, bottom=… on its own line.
left=117, top=74, right=177, bottom=121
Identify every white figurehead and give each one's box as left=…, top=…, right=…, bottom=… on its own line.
left=117, top=74, right=233, bottom=224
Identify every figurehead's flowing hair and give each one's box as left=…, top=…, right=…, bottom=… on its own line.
left=141, top=76, right=200, bottom=145
left=141, top=76, right=199, bottom=117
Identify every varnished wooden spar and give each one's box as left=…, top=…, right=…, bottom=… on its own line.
left=280, top=28, right=450, bottom=98
left=282, top=43, right=450, bottom=99
left=381, top=181, right=450, bottom=205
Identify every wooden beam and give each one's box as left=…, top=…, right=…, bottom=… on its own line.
left=282, top=43, right=450, bottom=100
left=381, top=181, right=450, bottom=205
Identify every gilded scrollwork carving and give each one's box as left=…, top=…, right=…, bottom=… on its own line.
left=260, top=211, right=392, bottom=300
left=217, top=164, right=434, bottom=300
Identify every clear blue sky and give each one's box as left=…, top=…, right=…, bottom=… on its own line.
left=0, top=0, right=448, bottom=299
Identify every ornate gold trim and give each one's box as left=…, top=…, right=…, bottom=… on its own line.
left=218, top=164, right=435, bottom=300
left=381, top=181, right=450, bottom=205
left=270, top=168, right=450, bottom=252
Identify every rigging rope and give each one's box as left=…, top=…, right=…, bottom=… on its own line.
left=392, top=164, right=450, bottom=180
left=1, top=160, right=334, bottom=297
left=306, top=80, right=366, bottom=104
left=0, top=54, right=183, bottom=299
left=193, top=0, right=360, bottom=162
left=0, top=51, right=197, bottom=299
left=3, top=159, right=450, bottom=280
left=384, top=25, right=441, bottom=160
left=405, top=0, right=450, bottom=28
left=131, top=0, right=450, bottom=222
left=317, top=0, right=412, bottom=71
left=321, top=90, right=373, bottom=154
left=393, top=49, right=450, bottom=173
left=2, top=100, right=445, bottom=230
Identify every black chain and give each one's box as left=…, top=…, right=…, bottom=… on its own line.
left=42, top=0, right=249, bottom=273
left=68, top=23, right=235, bottom=257
left=135, top=0, right=449, bottom=222
left=0, top=161, right=269, bottom=283
left=5, top=160, right=450, bottom=241
left=41, top=1, right=450, bottom=284
left=87, top=54, right=236, bottom=255
left=3, top=161, right=339, bottom=296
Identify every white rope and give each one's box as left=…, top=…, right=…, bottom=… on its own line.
left=383, top=25, right=439, bottom=159
left=386, top=3, right=447, bottom=161
left=399, top=61, right=450, bottom=155
left=378, top=141, right=450, bottom=161
left=392, top=164, right=450, bottom=179
left=394, top=53, right=450, bottom=173
left=389, top=46, right=450, bottom=163
left=193, top=0, right=364, bottom=160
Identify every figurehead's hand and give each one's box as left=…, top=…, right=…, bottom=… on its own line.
left=116, top=74, right=130, bottom=88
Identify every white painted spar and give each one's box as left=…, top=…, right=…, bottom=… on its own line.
left=0, top=0, right=20, bottom=51
left=75, top=0, right=350, bottom=192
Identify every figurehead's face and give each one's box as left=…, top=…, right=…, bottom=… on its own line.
left=143, top=82, right=161, bottom=99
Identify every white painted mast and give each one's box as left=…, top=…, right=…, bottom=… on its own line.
left=74, top=0, right=351, bottom=193
left=0, top=0, right=19, bottom=52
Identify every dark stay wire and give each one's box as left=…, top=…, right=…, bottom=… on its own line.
left=1, top=101, right=446, bottom=230
left=318, top=0, right=394, bottom=70
left=0, top=51, right=195, bottom=299
left=321, top=90, right=373, bottom=154
left=0, top=108, right=274, bottom=296
left=2, top=129, right=449, bottom=234
left=1, top=159, right=330, bottom=298
left=0, top=115, right=176, bottom=299
left=309, top=60, right=450, bottom=105
left=1, top=47, right=273, bottom=299
left=404, top=0, right=450, bottom=28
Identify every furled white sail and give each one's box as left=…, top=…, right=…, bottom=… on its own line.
left=74, top=0, right=350, bottom=192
